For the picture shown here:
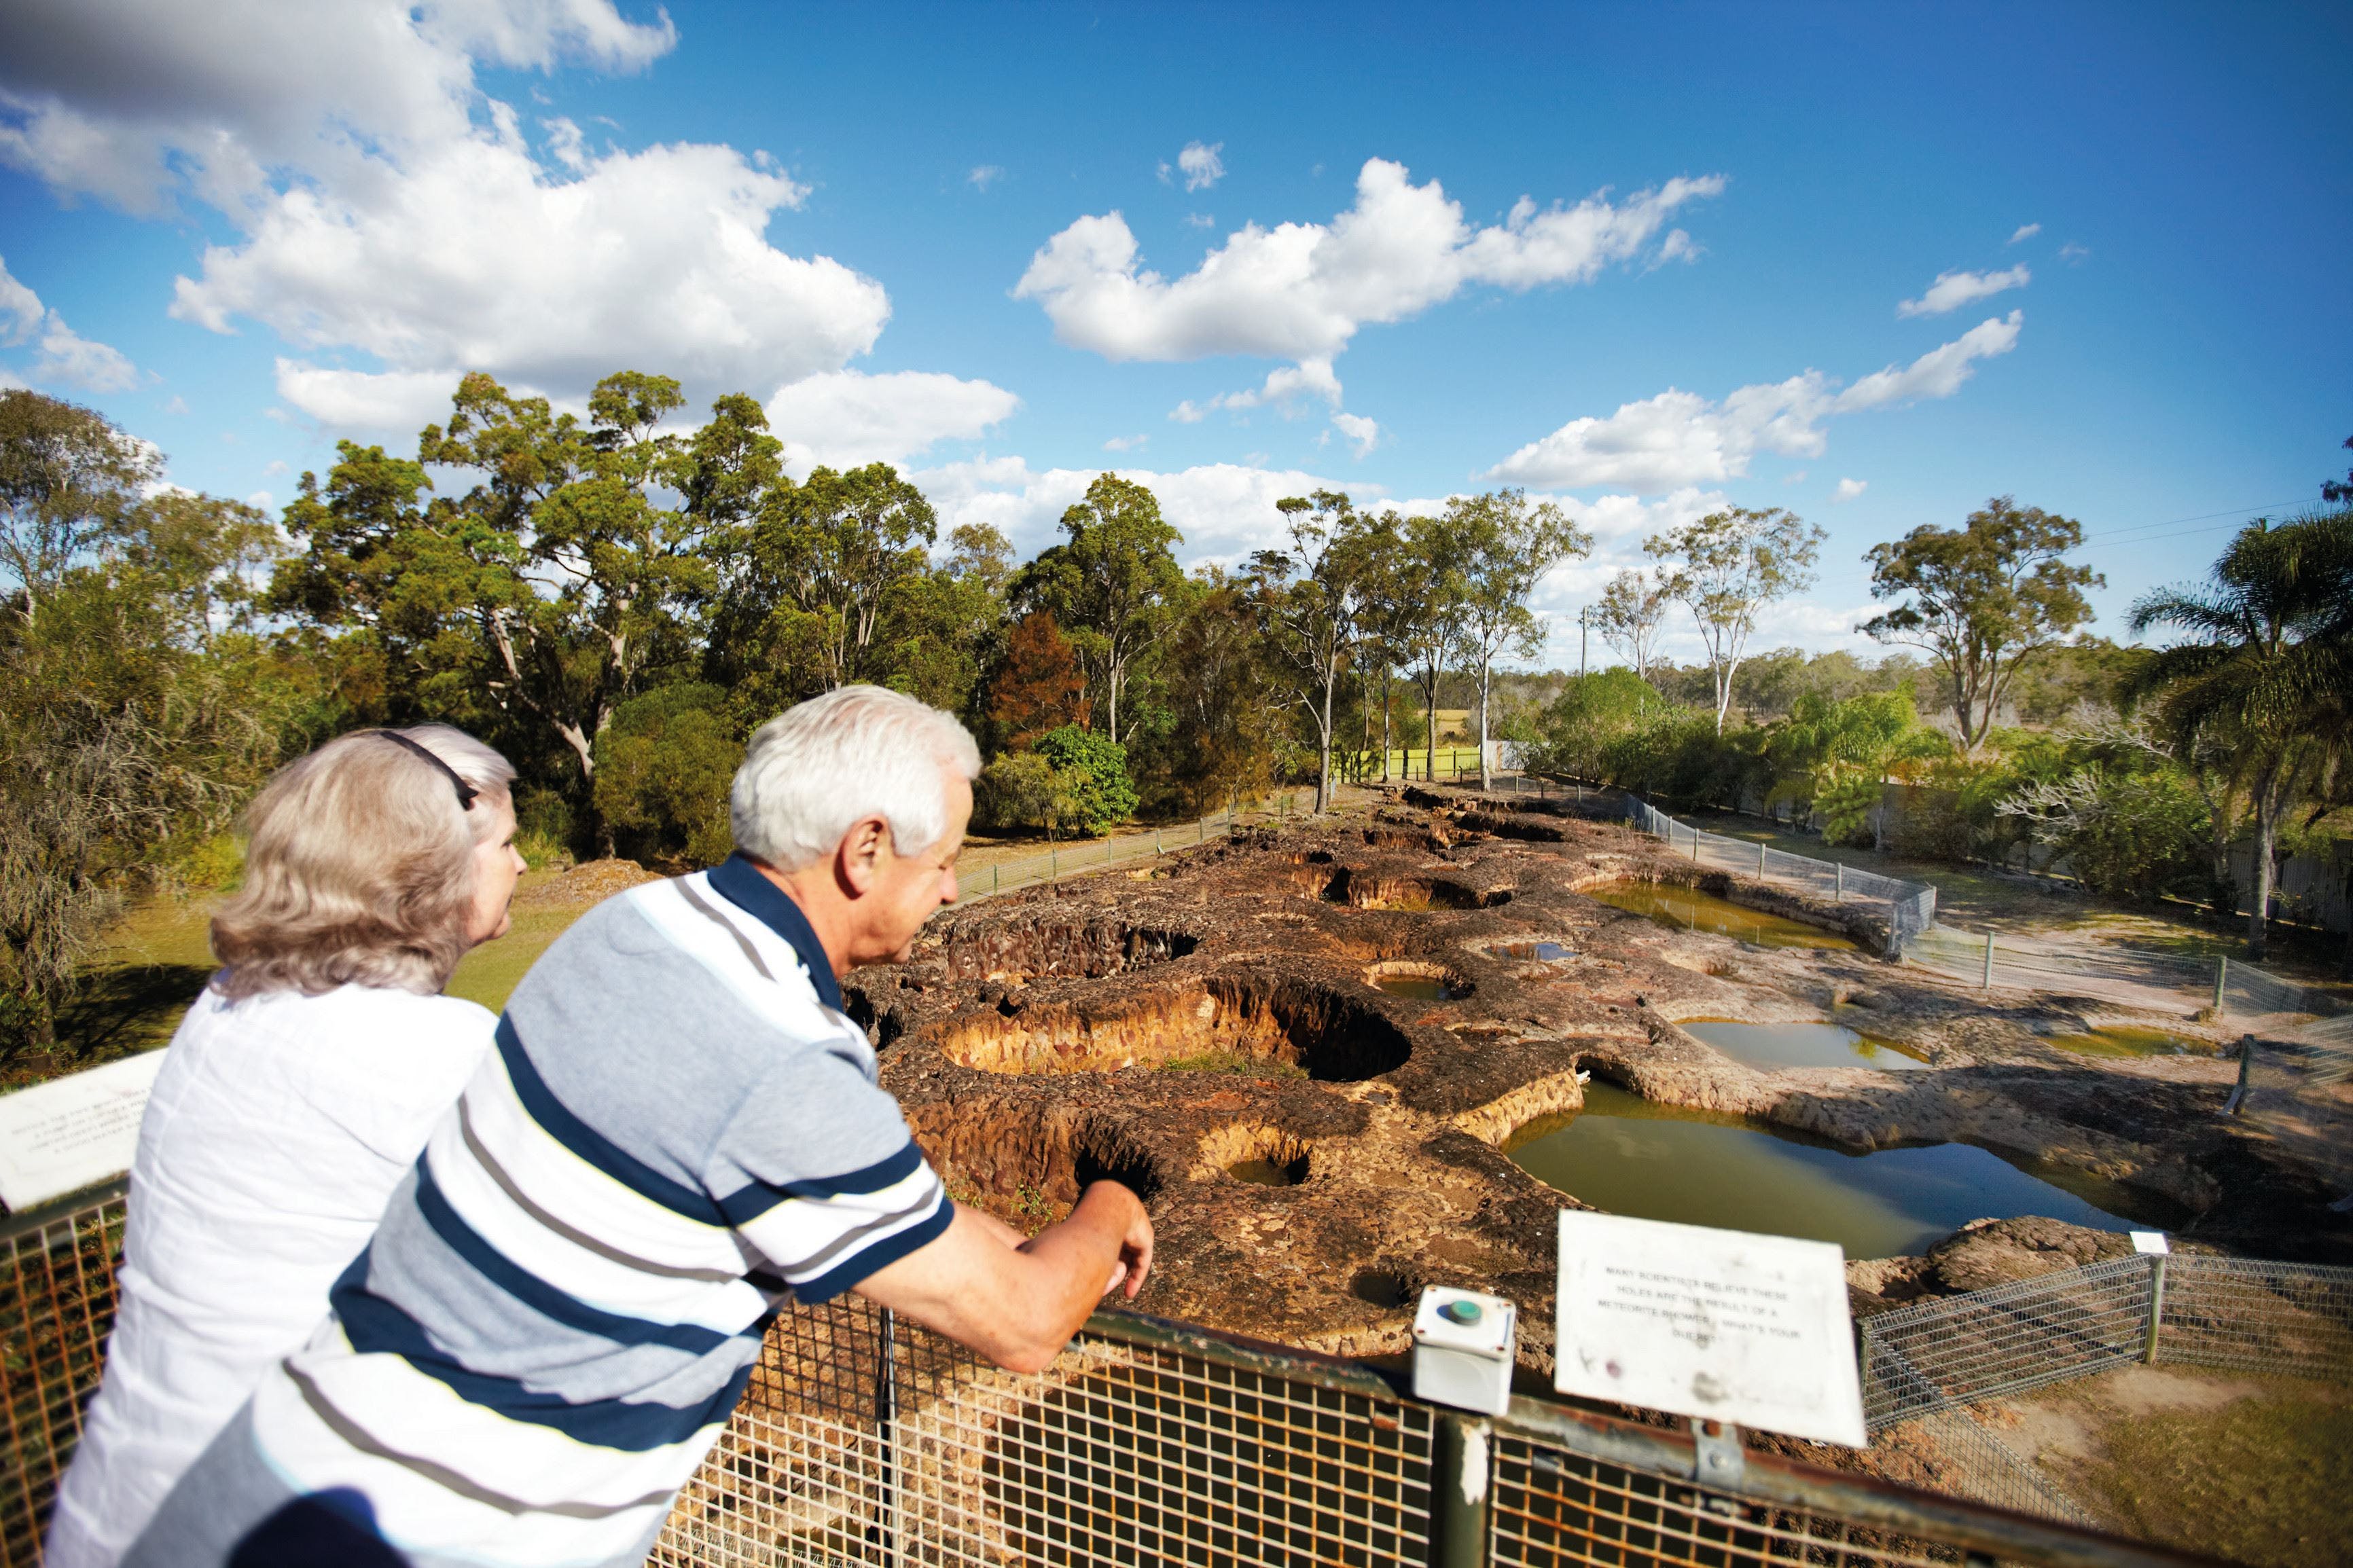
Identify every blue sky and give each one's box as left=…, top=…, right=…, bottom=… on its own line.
left=2, top=1, right=2347, bottom=667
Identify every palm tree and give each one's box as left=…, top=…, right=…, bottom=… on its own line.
left=2127, top=509, right=2353, bottom=962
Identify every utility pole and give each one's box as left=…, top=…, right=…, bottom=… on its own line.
left=1578, top=606, right=1590, bottom=677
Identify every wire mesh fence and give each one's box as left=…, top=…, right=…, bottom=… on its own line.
left=1, top=1185, right=126, bottom=1568
left=1619, top=799, right=1940, bottom=949
left=1, top=1180, right=2204, bottom=1568
left=954, top=789, right=1334, bottom=905
left=1861, top=1252, right=2353, bottom=1429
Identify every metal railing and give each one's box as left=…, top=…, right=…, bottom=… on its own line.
left=2, top=1181, right=2208, bottom=1568
left=1619, top=799, right=1941, bottom=950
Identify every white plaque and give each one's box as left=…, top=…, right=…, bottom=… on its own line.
left=2130, top=1230, right=2170, bottom=1256
left=0, top=1051, right=165, bottom=1211
left=1554, top=1211, right=1867, bottom=1447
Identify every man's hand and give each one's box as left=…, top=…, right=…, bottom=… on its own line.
left=855, top=1181, right=1154, bottom=1374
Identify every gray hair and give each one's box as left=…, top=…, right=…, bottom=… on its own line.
left=730, top=687, right=982, bottom=871
left=211, top=725, right=518, bottom=999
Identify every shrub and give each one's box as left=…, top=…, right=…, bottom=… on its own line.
left=592, top=684, right=742, bottom=867
left=1032, top=725, right=1138, bottom=836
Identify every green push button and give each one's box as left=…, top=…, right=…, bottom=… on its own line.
left=1439, top=1299, right=1483, bottom=1326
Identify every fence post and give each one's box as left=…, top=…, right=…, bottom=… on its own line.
left=1155, top=828, right=1163, bottom=856
left=1759, top=841, right=1768, bottom=877
left=1049, top=845, right=1057, bottom=887
left=1429, top=1414, right=1492, bottom=1568
left=868, top=1307, right=898, bottom=1559
left=2142, top=1255, right=2168, bottom=1365
left=1982, top=930, right=1996, bottom=990
left=2212, top=955, right=2228, bottom=1015
left=1835, top=861, right=1844, bottom=902
left=2224, top=1034, right=2255, bottom=1115
left=992, top=864, right=999, bottom=895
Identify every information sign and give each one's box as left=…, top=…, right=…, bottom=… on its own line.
left=0, top=1051, right=164, bottom=1212
left=1554, top=1211, right=1867, bottom=1447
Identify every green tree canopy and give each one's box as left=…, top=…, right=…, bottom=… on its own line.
left=1645, top=505, right=1825, bottom=736
left=1014, top=473, right=1183, bottom=746
left=1861, top=496, right=2102, bottom=752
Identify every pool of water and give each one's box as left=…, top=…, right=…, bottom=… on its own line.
left=1681, top=1017, right=1934, bottom=1072
left=1228, top=1157, right=1302, bottom=1186
left=1582, top=881, right=1856, bottom=950
left=1373, top=974, right=1463, bottom=1001
left=2043, top=1026, right=2212, bottom=1059
left=1491, top=940, right=1575, bottom=962
left=1505, top=1083, right=2183, bottom=1258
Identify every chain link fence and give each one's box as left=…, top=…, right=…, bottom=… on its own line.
left=1619, top=798, right=1941, bottom=951
left=1857, top=1251, right=2353, bottom=1529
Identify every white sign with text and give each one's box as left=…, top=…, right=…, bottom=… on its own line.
left=1555, top=1211, right=1867, bottom=1446
left=0, top=1051, right=164, bottom=1211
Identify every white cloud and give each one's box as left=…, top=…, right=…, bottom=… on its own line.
left=968, top=164, right=1003, bottom=192
left=1837, top=310, right=2022, bottom=407
left=183, top=127, right=885, bottom=416
left=2009, top=223, right=2041, bottom=244
left=1184, top=211, right=1215, bottom=229
left=272, top=361, right=459, bottom=431
left=245, top=488, right=273, bottom=509
left=1173, top=357, right=1344, bottom=424
left=0, top=0, right=676, bottom=215
left=0, top=255, right=140, bottom=392
left=1832, top=477, right=1867, bottom=501
left=163, top=394, right=187, bottom=414
left=764, top=369, right=1018, bottom=477
left=2060, top=242, right=2089, bottom=263
left=1655, top=228, right=1699, bottom=265
left=1898, top=265, right=2028, bottom=318
left=1015, top=158, right=1724, bottom=365
left=2, top=2, right=939, bottom=434
left=1486, top=312, right=2022, bottom=493
left=912, top=454, right=1373, bottom=562
left=1331, top=412, right=1380, bottom=458
left=1176, top=140, right=1224, bottom=192
left=1102, top=433, right=1147, bottom=452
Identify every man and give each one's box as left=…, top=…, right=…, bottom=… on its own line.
left=131, top=687, right=1153, bottom=1567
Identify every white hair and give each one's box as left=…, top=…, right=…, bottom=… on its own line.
left=730, top=686, right=982, bottom=871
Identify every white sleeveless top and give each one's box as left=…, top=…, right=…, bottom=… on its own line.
left=43, top=981, right=495, bottom=1568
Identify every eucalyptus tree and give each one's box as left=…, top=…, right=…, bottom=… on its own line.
left=1397, top=509, right=1465, bottom=780
left=0, top=388, right=161, bottom=624
left=1594, top=567, right=1670, bottom=684
left=739, top=461, right=939, bottom=694
left=1645, top=506, right=1825, bottom=735
left=1016, top=473, right=1185, bottom=747
left=2127, top=509, right=2353, bottom=960
left=1860, top=496, right=2101, bottom=752
left=1254, top=489, right=1369, bottom=813
left=1443, top=489, right=1591, bottom=788
left=1350, top=509, right=1414, bottom=781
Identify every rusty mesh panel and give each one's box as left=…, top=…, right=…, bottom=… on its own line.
left=655, top=1300, right=1435, bottom=1566
left=1, top=1186, right=128, bottom=1568
left=1490, top=1432, right=1969, bottom=1568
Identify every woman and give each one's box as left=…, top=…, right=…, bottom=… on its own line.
left=46, top=725, right=529, bottom=1568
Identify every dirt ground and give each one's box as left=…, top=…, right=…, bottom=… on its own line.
left=1978, top=1364, right=2353, bottom=1567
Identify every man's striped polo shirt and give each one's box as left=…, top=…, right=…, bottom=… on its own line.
left=128, top=854, right=952, bottom=1568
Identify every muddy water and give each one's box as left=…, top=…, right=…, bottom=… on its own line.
left=2044, top=1026, right=2211, bottom=1059
left=1228, top=1158, right=1297, bottom=1186
left=1681, top=1017, right=1934, bottom=1072
left=1492, top=941, right=1574, bottom=961
left=1583, top=880, right=1856, bottom=950
left=1505, top=1083, right=2177, bottom=1257
left=1373, top=974, right=1463, bottom=1001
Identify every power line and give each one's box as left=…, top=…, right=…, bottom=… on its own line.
left=2081, top=498, right=2312, bottom=544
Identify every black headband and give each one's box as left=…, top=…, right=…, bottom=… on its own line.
left=378, top=730, right=478, bottom=811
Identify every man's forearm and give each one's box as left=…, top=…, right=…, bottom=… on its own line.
left=855, top=1182, right=1151, bottom=1374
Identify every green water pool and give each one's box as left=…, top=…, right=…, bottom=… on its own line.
left=1681, top=1017, right=1935, bottom=1072
left=1505, top=1083, right=2183, bottom=1258
left=1583, top=881, right=1856, bottom=951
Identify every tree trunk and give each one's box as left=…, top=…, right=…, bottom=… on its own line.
left=1318, top=669, right=1335, bottom=814
left=2248, top=795, right=2278, bottom=963
left=1380, top=666, right=1392, bottom=783
left=1424, top=674, right=1439, bottom=781
left=1476, top=657, right=1492, bottom=790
